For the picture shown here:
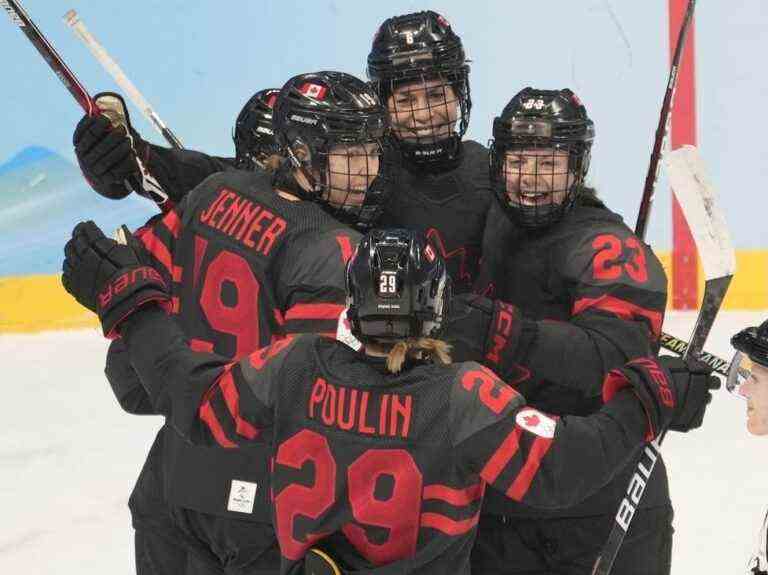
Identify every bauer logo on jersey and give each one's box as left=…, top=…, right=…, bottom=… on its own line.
left=299, top=82, right=328, bottom=100
left=515, top=408, right=556, bottom=438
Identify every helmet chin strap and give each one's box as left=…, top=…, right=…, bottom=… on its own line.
left=286, top=145, right=320, bottom=195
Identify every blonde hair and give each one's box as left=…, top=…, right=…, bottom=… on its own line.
left=386, top=338, right=452, bottom=374
left=259, top=153, right=283, bottom=174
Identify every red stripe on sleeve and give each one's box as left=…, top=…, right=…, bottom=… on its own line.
left=572, top=294, right=663, bottom=339
left=420, top=510, right=481, bottom=536
left=423, top=483, right=484, bottom=506
left=335, top=234, right=355, bottom=264
left=218, top=371, right=260, bottom=440
left=506, top=436, right=555, bottom=501
left=198, top=401, right=237, bottom=448
left=139, top=228, right=183, bottom=283
left=284, top=303, right=345, bottom=321
left=189, top=339, right=214, bottom=353
left=161, top=209, right=182, bottom=239
left=480, top=426, right=523, bottom=485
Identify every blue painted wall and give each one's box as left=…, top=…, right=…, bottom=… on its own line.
left=1, top=1, right=764, bottom=275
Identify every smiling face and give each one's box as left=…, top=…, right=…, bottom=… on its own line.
left=742, top=362, right=768, bottom=436
left=386, top=77, right=459, bottom=144
left=323, top=142, right=381, bottom=208
left=502, top=147, right=574, bottom=207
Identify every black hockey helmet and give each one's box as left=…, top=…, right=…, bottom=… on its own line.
left=727, top=320, right=768, bottom=398
left=490, top=87, right=595, bottom=229
left=367, top=11, right=471, bottom=171
left=233, top=88, right=280, bottom=171
left=346, top=228, right=450, bottom=344
left=272, top=71, right=393, bottom=231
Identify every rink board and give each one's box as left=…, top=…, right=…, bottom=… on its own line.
left=2, top=250, right=768, bottom=333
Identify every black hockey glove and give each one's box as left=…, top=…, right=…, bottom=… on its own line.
left=658, top=355, right=720, bottom=432
left=443, top=294, right=525, bottom=382
left=62, top=221, right=170, bottom=338
left=602, top=356, right=719, bottom=440
left=73, top=92, right=148, bottom=200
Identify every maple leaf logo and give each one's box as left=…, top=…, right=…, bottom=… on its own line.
left=523, top=414, right=540, bottom=428
left=425, top=228, right=471, bottom=282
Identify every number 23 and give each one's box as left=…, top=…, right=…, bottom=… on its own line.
left=592, top=234, right=648, bottom=283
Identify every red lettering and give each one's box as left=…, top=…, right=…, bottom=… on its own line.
left=322, top=383, right=337, bottom=426
left=358, top=392, right=375, bottom=434
left=257, top=217, right=287, bottom=256
left=337, top=387, right=357, bottom=431
left=308, top=377, right=326, bottom=419
left=462, top=366, right=518, bottom=414
left=390, top=393, right=412, bottom=438
left=243, top=209, right=274, bottom=248
left=207, top=191, right=235, bottom=229
left=199, top=189, right=230, bottom=224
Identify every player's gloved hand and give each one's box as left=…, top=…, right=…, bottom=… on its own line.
left=62, top=220, right=170, bottom=339
left=658, top=355, right=720, bottom=432
left=442, top=294, right=523, bottom=377
left=602, top=356, right=719, bottom=440
left=73, top=92, right=148, bottom=200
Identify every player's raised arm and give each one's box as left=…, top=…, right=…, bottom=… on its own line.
left=453, top=357, right=714, bottom=510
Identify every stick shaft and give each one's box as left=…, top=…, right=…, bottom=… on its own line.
left=63, top=9, right=183, bottom=149
left=1, top=0, right=94, bottom=114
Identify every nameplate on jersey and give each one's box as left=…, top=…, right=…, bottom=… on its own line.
left=515, top=408, right=556, bottom=438
left=199, top=187, right=287, bottom=256
left=227, top=479, right=258, bottom=514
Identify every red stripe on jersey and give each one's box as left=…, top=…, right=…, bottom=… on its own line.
left=170, top=296, right=180, bottom=314
left=284, top=303, right=345, bottom=321
left=199, top=401, right=237, bottom=448
left=189, top=338, right=214, bottom=353
left=506, top=435, right=555, bottom=501
left=139, top=228, right=182, bottom=282
left=218, top=371, right=260, bottom=439
left=193, top=235, right=208, bottom=289
left=162, top=209, right=182, bottom=239
left=572, top=294, right=663, bottom=339
left=423, top=482, right=484, bottom=506
left=335, top=234, right=355, bottom=264
left=420, top=510, right=480, bottom=536
left=274, top=309, right=285, bottom=326
left=480, top=426, right=523, bottom=484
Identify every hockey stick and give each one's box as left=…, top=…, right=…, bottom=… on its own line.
left=1, top=0, right=94, bottom=115
left=63, top=9, right=184, bottom=149
left=634, top=0, right=696, bottom=238
left=1, top=0, right=168, bottom=204
left=659, top=333, right=731, bottom=377
left=592, top=145, right=736, bottom=575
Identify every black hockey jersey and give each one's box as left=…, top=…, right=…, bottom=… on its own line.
left=121, top=314, right=656, bottom=575
left=378, top=140, right=492, bottom=294
left=132, top=140, right=493, bottom=294
left=467, top=197, right=670, bottom=517
left=107, top=169, right=359, bottom=521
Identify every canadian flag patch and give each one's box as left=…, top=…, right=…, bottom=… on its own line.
left=515, top=408, right=556, bottom=438
left=299, top=83, right=327, bottom=100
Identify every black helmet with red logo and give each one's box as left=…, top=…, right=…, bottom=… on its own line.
left=346, top=228, right=450, bottom=344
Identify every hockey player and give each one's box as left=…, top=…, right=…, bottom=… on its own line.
left=77, top=72, right=391, bottom=574
left=462, top=87, right=682, bottom=574
left=729, top=323, right=768, bottom=574
left=75, top=11, right=491, bottom=294
left=61, top=226, right=717, bottom=574
left=367, top=10, right=491, bottom=294
left=73, top=87, right=279, bottom=208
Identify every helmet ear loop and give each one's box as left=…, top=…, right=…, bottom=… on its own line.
left=286, top=144, right=319, bottom=194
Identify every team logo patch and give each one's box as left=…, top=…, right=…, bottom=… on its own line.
left=266, top=91, right=278, bottom=108
left=436, top=14, right=451, bottom=29
left=299, top=82, right=327, bottom=100
left=515, top=408, right=556, bottom=438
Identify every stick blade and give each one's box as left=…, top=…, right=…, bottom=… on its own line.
left=665, top=145, right=736, bottom=280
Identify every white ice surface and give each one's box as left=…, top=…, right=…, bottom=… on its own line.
left=1, top=312, right=766, bottom=574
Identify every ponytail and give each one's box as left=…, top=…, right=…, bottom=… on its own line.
left=386, top=337, right=452, bottom=374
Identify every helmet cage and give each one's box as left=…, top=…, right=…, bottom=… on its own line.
left=489, top=88, right=595, bottom=229
left=367, top=11, right=471, bottom=170
left=274, top=73, right=394, bottom=230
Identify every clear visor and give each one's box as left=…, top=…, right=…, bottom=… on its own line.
left=726, top=351, right=754, bottom=401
